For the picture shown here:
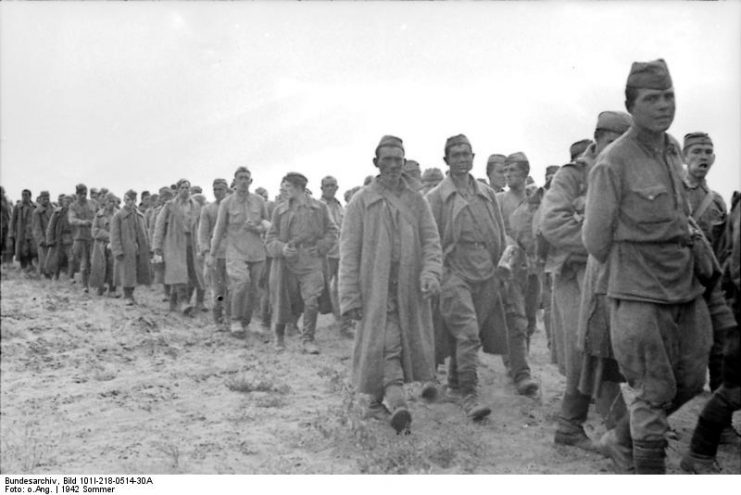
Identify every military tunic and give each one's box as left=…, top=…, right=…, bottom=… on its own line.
left=583, top=127, right=711, bottom=444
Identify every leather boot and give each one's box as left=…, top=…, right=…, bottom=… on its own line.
left=554, top=392, right=595, bottom=451
left=384, top=384, right=411, bottom=434
left=633, top=439, right=667, bottom=474
left=123, top=287, right=136, bottom=306
left=168, top=290, right=178, bottom=312
left=680, top=452, right=721, bottom=474
left=212, top=296, right=224, bottom=326
left=445, top=355, right=461, bottom=400
left=459, top=371, right=491, bottom=421
left=301, top=306, right=320, bottom=354
left=365, top=397, right=390, bottom=421
left=274, top=324, right=286, bottom=352
left=598, top=416, right=634, bottom=474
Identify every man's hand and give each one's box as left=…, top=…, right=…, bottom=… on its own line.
left=420, top=275, right=440, bottom=298
left=345, top=308, right=363, bottom=321
left=154, top=248, right=163, bottom=257
left=282, top=243, right=298, bottom=258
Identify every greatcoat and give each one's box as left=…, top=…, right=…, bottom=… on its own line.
left=89, top=208, right=116, bottom=289
left=339, top=179, right=442, bottom=397
left=111, top=206, right=152, bottom=288
left=153, top=198, right=204, bottom=288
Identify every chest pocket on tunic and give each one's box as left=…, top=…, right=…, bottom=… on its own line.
left=628, top=185, right=672, bottom=223
left=227, top=202, right=245, bottom=228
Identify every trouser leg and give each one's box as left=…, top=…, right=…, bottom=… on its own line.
left=689, top=385, right=741, bottom=458
left=610, top=297, right=711, bottom=474
left=298, top=270, right=324, bottom=343
left=227, top=258, right=249, bottom=324
left=503, top=279, right=531, bottom=383
left=438, top=273, right=481, bottom=384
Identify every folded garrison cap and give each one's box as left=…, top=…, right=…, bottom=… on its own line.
left=444, top=134, right=472, bottom=155
left=626, top=58, right=673, bottom=90
left=683, top=132, right=713, bottom=151
left=596, top=111, right=633, bottom=134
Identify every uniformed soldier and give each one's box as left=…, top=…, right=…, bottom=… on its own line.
left=266, top=172, right=338, bottom=354
left=320, top=175, right=353, bottom=338
left=569, top=139, right=592, bottom=162
left=486, top=154, right=507, bottom=193
left=583, top=59, right=712, bottom=474
left=420, top=168, right=444, bottom=195
left=682, top=132, right=736, bottom=403
left=495, top=153, right=540, bottom=396
left=199, top=178, right=230, bottom=328
left=541, top=111, right=632, bottom=452
left=427, top=134, right=515, bottom=419
left=31, top=191, right=53, bottom=278
left=210, top=167, right=270, bottom=338
left=68, top=184, right=97, bottom=292
left=340, top=135, right=442, bottom=433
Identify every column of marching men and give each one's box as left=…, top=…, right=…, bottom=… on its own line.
left=1, top=57, right=739, bottom=475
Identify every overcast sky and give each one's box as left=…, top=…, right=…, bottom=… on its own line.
left=1, top=1, right=740, bottom=204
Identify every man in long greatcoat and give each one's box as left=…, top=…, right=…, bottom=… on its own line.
left=90, top=193, right=118, bottom=296
left=45, top=195, right=74, bottom=279
left=340, top=135, right=442, bottom=433
left=31, top=191, right=53, bottom=278
left=111, top=190, right=152, bottom=306
left=153, top=178, right=204, bottom=314
left=9, top=189, right=37, bottom=271
left=540, top=110, right=632, bottom=452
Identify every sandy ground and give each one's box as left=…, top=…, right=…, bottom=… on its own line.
left=1, top=265, right=739, bottom=475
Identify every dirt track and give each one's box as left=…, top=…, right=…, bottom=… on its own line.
left=1, top=266, right=739, bottom=474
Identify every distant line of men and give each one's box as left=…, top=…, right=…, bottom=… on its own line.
left=1, top=57, right=738, bottom=475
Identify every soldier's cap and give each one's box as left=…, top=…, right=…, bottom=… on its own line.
left=39, top=190, right=50, bottom=197
left=444, top=134, right=472, bottom=156
left=545, top=165, right=560, bottom=175
left=99, top=188, right=109, bottom=195
left=22, top=188, right=32, bottom=195
left=90, top=188, right=99, bottom=194
left=282, top=172, right=308, bottom=189
left=683, top=132, right=713, bottom=151
left=596, top=111, right=633, bottom=134
left=487, top=154, right=506, bottom=164
left=75, top=183, right=87, bottom=193
left=626, top=58, right=673, bottom=90
left=141, top=190, right=151, bottom=198
left=403, top=160, right=420, bottom=171
left=158, top=186, right=171, bottom=195
left=321, top=175, right=338, bottom=186
left=213, top=178, right=228, bottom=188
left=569, top=140, right=592, bottom=161
left=125, top=190, right=137, bottom=200
left=422, top=167, right=444, bottom=181
left=176, top=178, right=191, bottom=189
left=375, top=135, right=405, bottom=156
left=190, top=185, right=203, bottom=194
left=505, top=151, right=529, bottom=166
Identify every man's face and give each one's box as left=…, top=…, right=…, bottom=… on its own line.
left=141, top=196, right=151, bottom=209
left=505, top=165, right=527, bottom=190
left=235, top=172, right=251, bottom=193
left=545, top=170, right=557, bottom=186
left=630, top=87, right=675, bottom=134
left=124, top=196, right=136, bottom=209
left=684, top=144, right=716, bottom=182
left=284, top=181, right=303, bottom=200
left=321, top=180, right=338, bottom=200
left=374, top=146, right=405, bottom=181
left=488, top=159, right=506, bottom=189
left=595, top=130, right=622, bottom=155
left=39, top=195, right=49, bottom=207
left=213, top=184, right=227, bottom=202
left=62, top=196, right=72, bottom=208
left=107, top=196, right=118, bottom=209
left=77, top=189, right=87, bottom=201
left=444, top=144, right=474, bottom=177
left=178, top=182, right=191, bottom=200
